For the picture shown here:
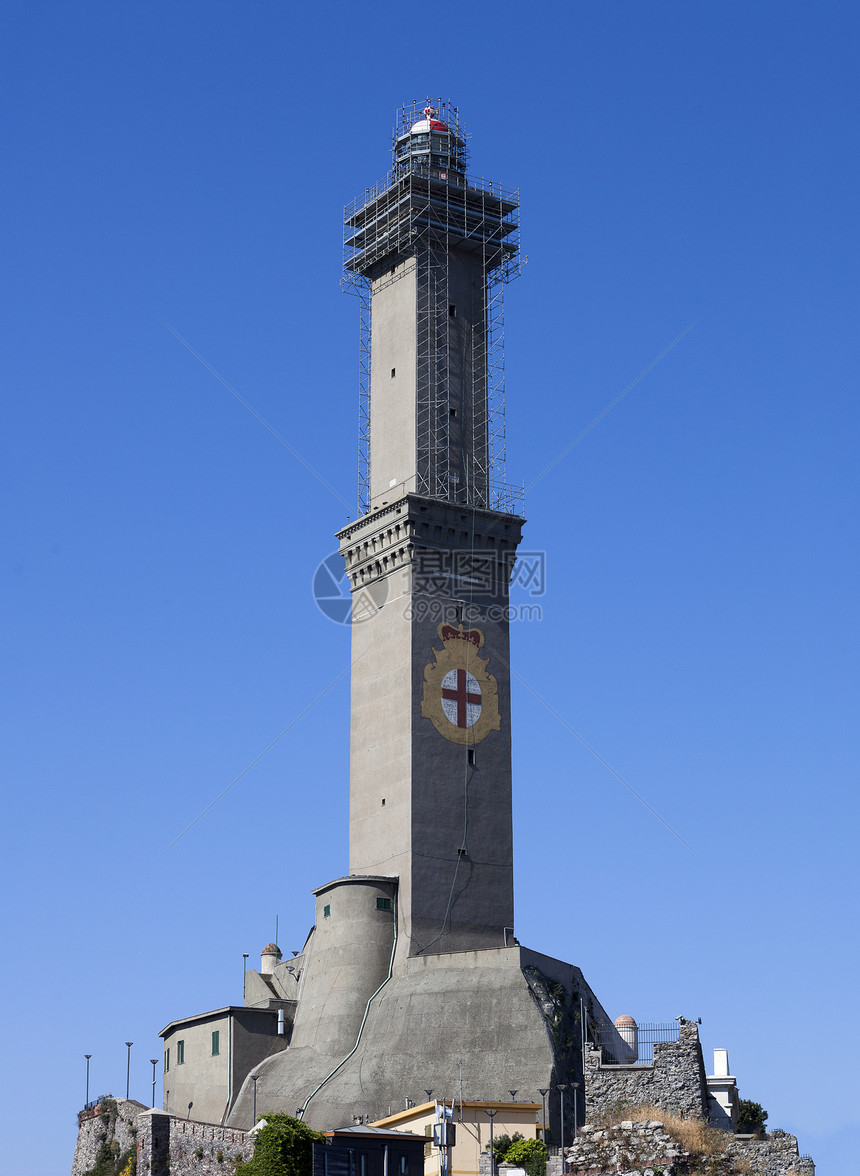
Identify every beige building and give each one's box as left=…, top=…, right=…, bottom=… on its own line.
left=160, top=1004, right=289, bottom=1124
left=372, top=1101, right=542, bottom=1176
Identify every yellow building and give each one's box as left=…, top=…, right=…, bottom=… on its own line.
left=372, top=1100, right=543, bottom=1176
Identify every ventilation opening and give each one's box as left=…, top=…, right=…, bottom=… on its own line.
left=391, top=367, right=396, bottom=377
left=467, top=748, right=476, bottom=765
left=450, top=407, right=458, bottom=417
left=376, top=897, right=392, bottom=911
left=449, top=305, right=457, bottom=318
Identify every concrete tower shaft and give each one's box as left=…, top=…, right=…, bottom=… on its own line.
left=339, top=102, right=525, bottom=959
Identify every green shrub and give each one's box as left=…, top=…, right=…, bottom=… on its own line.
left=236, top=1114, right=324, bottom=1176
left=487, top=1132, right=523, bottom=1165
left=736, top=1099, right=768, bottom=1134
left=503, top=1137, right=547, bottom=1176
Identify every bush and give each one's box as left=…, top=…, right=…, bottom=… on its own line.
left=236, top=1114, right=325, bottom=1176
left=736, top=1099, right=768, bottom=1134
left=504, top=1137, right=547, bottom=1176
left=487, top=1133, right=523, bottom=1165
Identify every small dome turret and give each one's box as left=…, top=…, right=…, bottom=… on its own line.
left=261, top=943, right=282, bottom=975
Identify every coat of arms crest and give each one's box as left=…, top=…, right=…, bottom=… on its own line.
left=420, top=623, right=501, bottom=745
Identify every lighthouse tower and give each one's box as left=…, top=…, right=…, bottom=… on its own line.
left=224, top=103, right=618, bottom=1134
left=338, top=101, right=525, bottom=957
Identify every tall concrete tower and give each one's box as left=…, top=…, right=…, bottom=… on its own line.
left=338, top=101, right=525, bottom=956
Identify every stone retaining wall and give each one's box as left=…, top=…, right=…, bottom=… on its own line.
left=562, top=1120, right=814, bottom=1176
left=135, top=1110, right=253, bottom=1176
left=584, top=1018, right=708, bottom=1120
left=565, top=1120, right=688, bottom=1174
left=71, top=1098, right=147, bottom=1176
left=725, top=1129, right=815, bottom=1176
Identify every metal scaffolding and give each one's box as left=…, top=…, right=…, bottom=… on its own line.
left=343, top=100, right=522, bottom=516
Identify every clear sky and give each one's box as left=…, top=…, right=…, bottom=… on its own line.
left=2, top=2, right=857, bottom=1174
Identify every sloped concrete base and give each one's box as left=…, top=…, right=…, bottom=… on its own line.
left=227, top=944, right=607, bottom=1134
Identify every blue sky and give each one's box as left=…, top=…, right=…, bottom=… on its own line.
left=2, top=2, right=858, bottom=1173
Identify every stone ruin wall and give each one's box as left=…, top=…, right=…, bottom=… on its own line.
left=135, top=1112, right=253, bottom=1176
left=71, top=1098, right=147, bottom=1176
left=565, top=1120, right=814, bottom=1176
left=71, top=1104, right=253, bottom=1176
left=584, top=1017, right=709, bottom=1120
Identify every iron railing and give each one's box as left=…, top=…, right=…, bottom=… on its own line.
left=593, top=1020, right=680, bottom=1066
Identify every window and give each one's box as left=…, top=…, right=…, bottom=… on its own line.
left=467, top=748, right=476, bottom=766
left=359, top=1155, right=368, bottom=1176
left=376, top=897, right=392, bottom=911
left=323, top=904, right=331, bottom=918
left=177, top=1040, right=185, bottom=1065
left=425, top=1124, right=433, bottom=1158
left=211, top=1030, right=220, bottom=1056
left=164, top=1048, right=170, bottom=1073
left=449, top=407, right=457, bottom=418
left=449, top=304, right=457, bottom=318
left=391, top=367, right=396, bottom=378
left=400, top=1156, right=409, bottom=1176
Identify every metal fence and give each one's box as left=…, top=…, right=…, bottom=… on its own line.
left=592, top=1020, right=680, bottom=1066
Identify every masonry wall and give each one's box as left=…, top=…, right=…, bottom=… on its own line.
left=135, top=1111, right=253, bottom=1176
left=563, top=1119, right=814, bottom=1176
left=71, top=1098, right=147, bottom=1176
left=584, top=1018, right=709, bottom=1120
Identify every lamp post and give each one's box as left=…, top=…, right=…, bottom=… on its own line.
left=85, top=1055, right=92, bottom=1107
left=509, top=1090, right=517, bottom=1101
left=557, top=1085, right=567, bottom=1174
left=251, top=1075, right=260, bottom=1125
left=150, top=1059, right=159, bottom=1108
left=243, top=954, right=249, bottom=1001
left=538, top=1089, right=548, bottom=1145
left=485, top=1109, right=498, bottom=1176
left=571, top=1082, right=580, bottom=1142
left=125, top=1043, right=133, bottom=1100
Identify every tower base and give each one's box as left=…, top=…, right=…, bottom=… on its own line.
left=227, top=938, right=612, bottom=1134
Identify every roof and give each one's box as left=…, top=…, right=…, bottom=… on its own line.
left=261, top=943, right=282, bottom=954
left=373, top=1100, right=540, bottom=1128
left=327, top=1125, right=427, bottom=1141
left=159, top=1005, right=279, bottom=1037
left=409, top=117, right=449, bottom=134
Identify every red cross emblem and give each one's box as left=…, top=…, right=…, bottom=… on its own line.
left=441, top=668, right=482, bottom=728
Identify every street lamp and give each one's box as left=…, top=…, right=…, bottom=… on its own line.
left=85, top=1055, right=92, bottom=1107
left=571, top=1083, right=580, bottom=1142
left=538, top=1089, right=548, bottom=1145
left=485, top=1109, right=498, bottom=1176
left=243, top=954, right=249, bottom=1001
left=251, top=1075, right=260, bottom=1125
left=125, top=1043, right=133, bottom=1100
left=150, top=1059, right=159, bottom=1108
left=509, top=1090, right=518, bottom=1101
left=557, top=1085, right=567, bottom=1174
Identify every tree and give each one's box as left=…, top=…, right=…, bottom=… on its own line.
left=504, top=1137, right=548, bottom=1176
left=487, top=1132, right=523, bottom=1165
left=736, top=1099, right=768, bottom=1134
left=236, top=1114, right=325, bottom=1176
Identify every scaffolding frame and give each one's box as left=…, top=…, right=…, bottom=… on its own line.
left=343, top=101, right=522, bottom=516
